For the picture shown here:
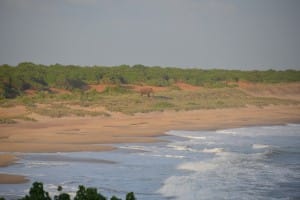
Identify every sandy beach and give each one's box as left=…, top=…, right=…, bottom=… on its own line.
left=1, top=105, right=300, bottom=154
left=1, top=104, right=300, bottom=184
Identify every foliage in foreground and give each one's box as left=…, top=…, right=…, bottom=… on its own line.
left=0, top=182, right=136, bottom=200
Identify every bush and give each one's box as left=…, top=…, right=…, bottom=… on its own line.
left=54, top=193, right=71, bottom=200
left=101, top=86, right=131, bottom=95
left=154, top=102, right=175, bottom=110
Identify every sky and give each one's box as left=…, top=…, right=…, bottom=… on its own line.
left=0, top=0, right=299, bottom=70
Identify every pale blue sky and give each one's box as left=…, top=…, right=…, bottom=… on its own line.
left=0, top=0, right=299, bottom=69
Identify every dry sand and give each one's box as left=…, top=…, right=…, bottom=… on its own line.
left=1, top=105, right=299, bottom=153
left=1, top=104, right=300, bottom=184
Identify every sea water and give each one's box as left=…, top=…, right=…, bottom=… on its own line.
left=0, top=124, right=299, bottom=200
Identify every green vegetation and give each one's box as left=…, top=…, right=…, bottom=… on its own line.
left=0, top=118, right=17, bottom=124
left=99, top=88, right=298, bottom=114
left=1, top=63, right=300, bottom=99
left=0, top=115, right=36, bottom=124
left=0, top=182, right=136, bottom=200
left=0, top=85, right=298, bottom=120
left=0, top=63, right=299, bottom=120
left=26, top=104, right=110, bottom=118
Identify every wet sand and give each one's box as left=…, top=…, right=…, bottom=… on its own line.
left=0, top=154, right=18, bottom=167
left=0, top=174, right=28, bottom=184
left=22, top=154, right=117, bottom=164
left=0, top=154, right=28, bottom=184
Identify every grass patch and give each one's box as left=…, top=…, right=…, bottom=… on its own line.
left=0, top=118, right=17, bottom=124
left=15, top=115, right=37, bottom=122
left=28, top=104, right=110, bottom=118
left=154, top=102, right=176, bottom=110
left=1, top=87, right=299, bottom=116
left=71, top=88, right=299, bottom=114
left=101, top=85, right=132, bottom=95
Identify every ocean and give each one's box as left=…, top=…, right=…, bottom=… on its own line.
left=0, top=124, right=299, bottom=200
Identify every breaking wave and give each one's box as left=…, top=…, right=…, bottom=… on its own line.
left=159, top=125, right=300, bottom=200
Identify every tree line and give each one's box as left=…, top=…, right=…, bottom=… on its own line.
left=1, top=62, right=299, bottom=98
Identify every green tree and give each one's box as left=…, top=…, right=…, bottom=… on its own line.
left=54, top=185, right=70, bottom=200
left=54, top=193, right=71, bottom=200
left=19, top=182, right=51, bottom=200
left=110, top=196, right=121, bottom=200
left=125, top=192, right=136, bottom=200
left=74, top=185, right=106, bottom=200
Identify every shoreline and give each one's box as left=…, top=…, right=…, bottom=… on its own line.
left=1, top=105, right=300, bottom=184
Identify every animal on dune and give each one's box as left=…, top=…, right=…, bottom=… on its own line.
left=140, top=87, right=154, bottom=97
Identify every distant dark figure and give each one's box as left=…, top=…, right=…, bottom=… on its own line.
left=140, top=87, right=154, bottom=97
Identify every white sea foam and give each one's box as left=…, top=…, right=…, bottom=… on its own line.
left=44, top=184, right=78, bottom=199
left=45, top=184, right=58, bottom=190
left=26, top=161, right=67, bottom=168
left=164, top=154, right=185, bottom=159
left=202, top=148, right=224, bottom=153
left=160, top=147, right=296, bottom=200
left=151, top=154, right=185, bottom=159
left=158, top=175, right=198, bottom=200
left=167, top=144, right=200, bottom=152
left=216, top=129, right=237, bottom=135
left=119, top=145, right=146, bottom=151
left=178, top=161, right=218, bottom=172
left=183, top=135, right=206, bottom=140
left=252, top=144, right=270, bottom=149
left=167, top=144, right=187, bottom=151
